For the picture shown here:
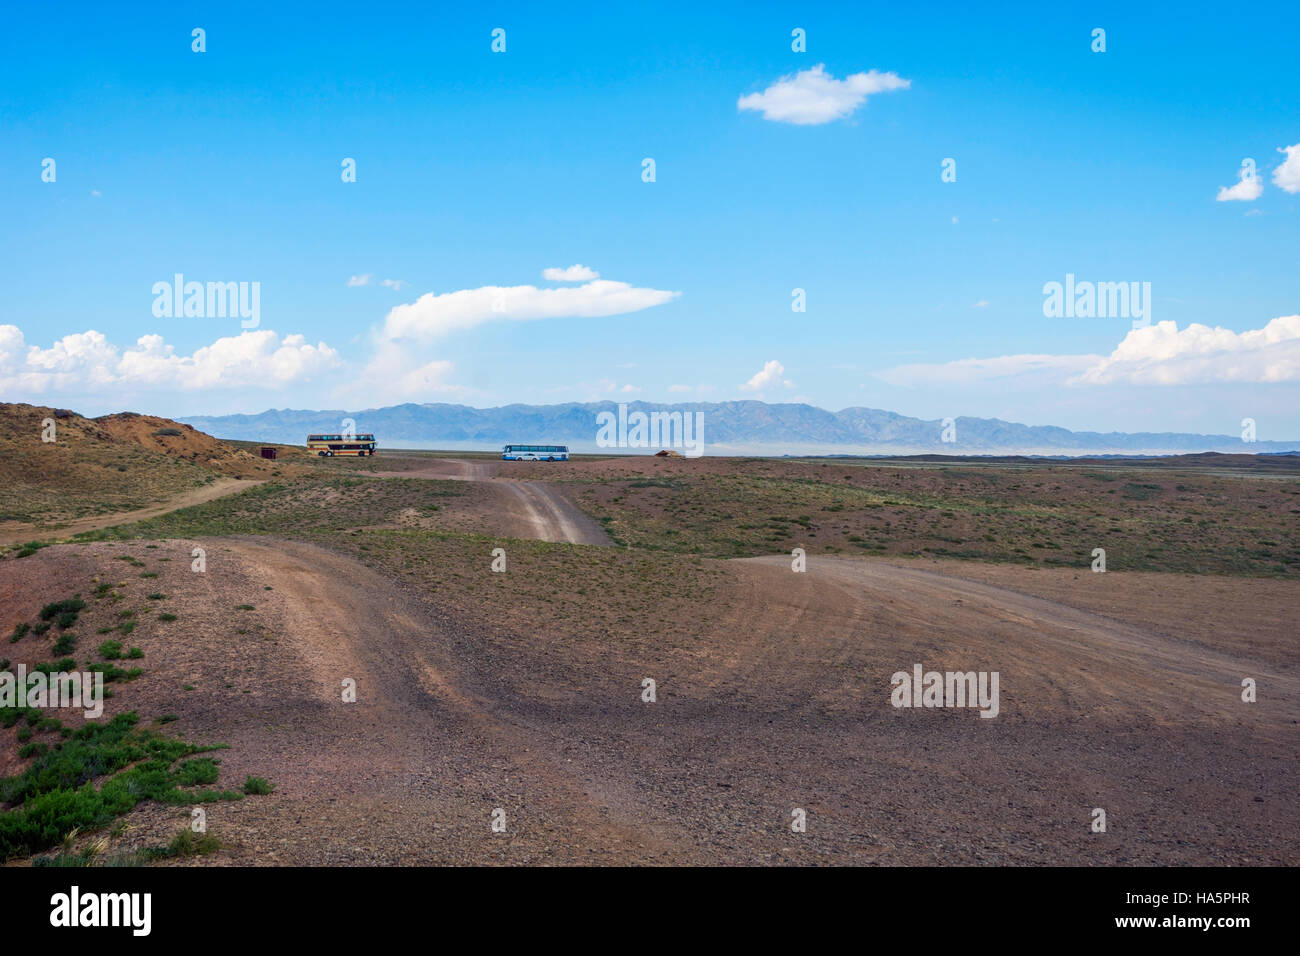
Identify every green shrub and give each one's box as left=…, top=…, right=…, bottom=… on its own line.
left=87, top=661, right=141, bottom=683
left=0, top=712, right=228, bottom=860
left=242, top=776, right=275, bottom=796
left=166, top=828, right=221, bottom=857
left=39, top=597, right=85, bottom=622
left=32, top=658, right=76, bottom=675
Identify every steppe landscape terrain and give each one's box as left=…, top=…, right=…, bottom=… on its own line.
left=1, top=403, right=1296, bottom=866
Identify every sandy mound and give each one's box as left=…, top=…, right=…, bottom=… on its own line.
left=0, top=404, right=278, bottom=528
left=92, top=411, right=272, bottom=477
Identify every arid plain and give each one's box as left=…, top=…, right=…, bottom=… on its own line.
left=1, top=403, right=1296, bottom=865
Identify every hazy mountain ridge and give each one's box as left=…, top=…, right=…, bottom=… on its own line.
left=178, top=401, right=1300, bottom=456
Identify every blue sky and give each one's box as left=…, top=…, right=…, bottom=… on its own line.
left=2, top=1, right=1298, bottom=438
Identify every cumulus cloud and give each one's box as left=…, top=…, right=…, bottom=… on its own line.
left=1273, top=143, right=1300, bottom=194
left=0, top=326, right=339, bottom=393
left=876, top=317, right=1300, bottom=389
left=741, top=359, right=794, bottom=391
left=737, top=64, right=910, bottom=125
left=542, top=264, right=599, bottom=282
left=347, top=274, right=373, bottom=287
left=381, top=277, right=680, bottom=343
left=1070, top=316, right=1300, bottom=385
left=1216, top=164, right=1263, bottom=201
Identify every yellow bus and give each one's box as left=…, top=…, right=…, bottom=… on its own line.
left=307, top=433, right=377, bottom=457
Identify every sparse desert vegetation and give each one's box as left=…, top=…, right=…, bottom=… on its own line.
left=1, top=432, right=1297, bottom=866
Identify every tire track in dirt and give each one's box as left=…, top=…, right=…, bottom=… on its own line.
left=734, top=554, right=1300, bottom=725
left=206, top=537, right=680, bottom=863
left=60, top=455, right=1289, bottom=863
left=370, top=458, right=611, bottom=546
left=0, top=478, right=260, bottom=546
left=69, top=532, right=1296, bottom=864
left=496, top=480, right=610, bottom=545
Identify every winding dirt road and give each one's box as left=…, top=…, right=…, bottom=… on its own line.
left=371, top=458, right=611, bottom=546
left=108, top=533, right=1295, bottom=865
left=157, top=537, right=683, bottom=864
left=12, top=453, right=1293, bottom=864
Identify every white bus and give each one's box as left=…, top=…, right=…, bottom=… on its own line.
left=502, top=444, right=569, bottom=461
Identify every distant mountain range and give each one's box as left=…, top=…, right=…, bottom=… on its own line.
left=178, top=401, right=1300, bottom=457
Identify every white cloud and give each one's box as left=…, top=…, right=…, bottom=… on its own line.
left=559, top=378, right=644, bottom=397
left=667, top=383, right=715, bottom=395
left=1070, top=316, right=1300, bottom=385
left=349, top=269, right=676, bottom=403
left=542, top=264, right=599, bottom=282
left=877, top=353, right=1099, bottom=387
left=737, top=64, right=910, bottom=125
left=875, top=316, right=1300, bottom=389
left=973, top=300, right=989, bottom=309
left=381, top=276, right=680, bottom=343
left=741, top=359, right=794, bottom=391
left=1273, top=143, right=1300, bottom=194
left=1216, top=164, right=1263, bottom=201
left=349, top=274, right=407, bottom=290
left=338, top=335, right=465, bottom=405
left=0, top=326, right=339, bottom=394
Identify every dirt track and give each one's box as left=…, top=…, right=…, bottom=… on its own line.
left=370, top=458, right=610, bottom=546
left=5, top=455, right=1295, bottom=865
left=0, top=478, right=259, bottom=546
left=115, top=537, right=681, bottom=864
left=41, top=530, right=1285, bottom=866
